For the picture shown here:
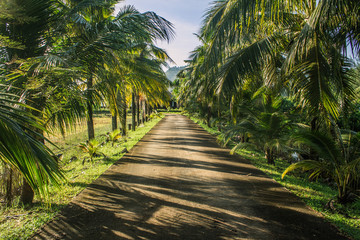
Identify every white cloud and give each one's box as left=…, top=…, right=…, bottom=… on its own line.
left=115, top=0, right=212, bottom=66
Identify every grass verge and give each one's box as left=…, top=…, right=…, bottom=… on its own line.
left=187, top=114, right=360, bottom=240
left=0, top=115, right=164, bottom=240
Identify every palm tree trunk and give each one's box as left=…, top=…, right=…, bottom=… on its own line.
left=5, top=167, right=13, bottom=206
left=136, top=94, right=140, bottom=126
left=131, top=92, right=136, bottom=131
left=311, top=117, right=318, bottom=132
left=87, top=75, right=95, bottom=140
left=142, top=100, right=146, bottom=123
left=121, top=106, right=127, bottom=136
left=112, top=115, right=117, bottom=131
left=145, top=101, right=149, bottom=121
left=265, top=148, right=275, bottom=165
left=20, top=178, right=34, bottom=205
left=217, top=97, right=221, bottom=131
left=116, top=90, right=124, bottom=135
left=121, top=94, right=127, bottom=136
left=207, top=105, right=211, bottom=128
left=310, top=117, right=319, bottom=161
left=121, top=99, right=127, bottom=136
left=230, top=96, right=235, bottom=124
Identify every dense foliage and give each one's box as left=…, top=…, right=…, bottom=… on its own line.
left=176, top=0, right=360, bottom=203
left=0, top=0, right=174, bottom=205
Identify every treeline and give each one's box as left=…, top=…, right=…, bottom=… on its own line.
left=175, top=0, right=360, bottom=203
left=0, top=0, right=174, bottom=205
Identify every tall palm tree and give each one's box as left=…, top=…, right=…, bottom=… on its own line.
left=123, top=44, right=172, bottom=132
left=65, top=1, right=174, bottom=140
left=100, top=40, right=172, bottom=135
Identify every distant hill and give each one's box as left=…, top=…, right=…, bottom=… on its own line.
left=165, top=66, right=185, bottom=82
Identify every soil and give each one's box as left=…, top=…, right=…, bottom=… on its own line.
left=31, top=114, right=348, bottom=240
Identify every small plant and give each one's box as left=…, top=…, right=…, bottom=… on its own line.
left=78, top=139, right=104, bottom=165
left=106, top=129, right=122, bottom=146
left=150, top=110, right=163, bottom=119
left=220, top=111, right=291, bottom=165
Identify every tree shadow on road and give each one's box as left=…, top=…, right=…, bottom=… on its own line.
left=31, top=115, right=348, bottom=240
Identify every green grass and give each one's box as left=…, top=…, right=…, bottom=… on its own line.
left=46, top=112, right=134, bottom=153
left=0, top=115, right=164, bottom=240
left=187, top=114, right=360, bottom=240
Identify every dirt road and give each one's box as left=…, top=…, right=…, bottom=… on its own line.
left=31, top=114, right=347, bottom=240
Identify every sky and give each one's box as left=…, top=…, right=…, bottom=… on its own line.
left=115, top=0, right=212, bottom=67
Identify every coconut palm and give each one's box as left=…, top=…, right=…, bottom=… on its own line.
left=106, top=129, right=122, bottom=146
left=114, top=42, right=171, bottom=132
left=0, top=89, right=64, bottom=204
left=100, top=44, right=171, bottom=136
left=0, top=0, right=73, bottom=204
left=79, top=139, right=104, bottom=164
left=220, top=94, right=291, bottom=164
left=282, top=129, right=360, bottom=203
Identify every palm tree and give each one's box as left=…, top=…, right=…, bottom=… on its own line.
left=106, top=129, right=122, bottom=146
left=282, top=129, right=360, bottom=203
left=0, top=0, right=71, bottom=205
left=100, top=41, right=171, bottom=136
left=220, top=95, right=291, bottom=165
left=79, top=139, right=104, bottom=164
left=0, top=89, right=64, bottom=205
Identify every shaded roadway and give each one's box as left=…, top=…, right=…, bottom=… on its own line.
left=31, top=114, right=347, bottom=240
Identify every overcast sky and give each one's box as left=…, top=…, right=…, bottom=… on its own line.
left=115, top=0, right=212, bottom=67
